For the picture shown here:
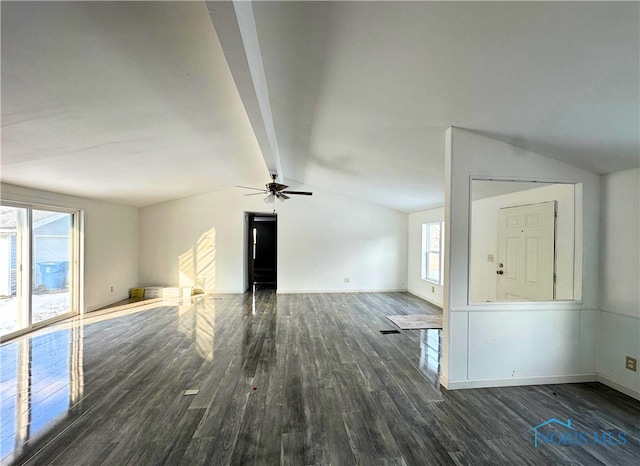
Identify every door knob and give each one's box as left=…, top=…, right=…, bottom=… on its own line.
left=496, top=270, right=504, bottom=275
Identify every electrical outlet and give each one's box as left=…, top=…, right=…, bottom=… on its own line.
left=344, top=278, right=350, bottom=283
left=110, top=285, right=115, bottom=293
left=487, top=254, right=495, bottom=262
left=626, top=356, right=637, bottom=372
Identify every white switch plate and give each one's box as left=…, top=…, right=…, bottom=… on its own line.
left=626, top=356, right=637, bottom=372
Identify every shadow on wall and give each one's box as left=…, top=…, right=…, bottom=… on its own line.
left=178, top=228, right=216, bottom=292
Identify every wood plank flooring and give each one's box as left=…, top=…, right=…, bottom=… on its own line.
left=1, top=291, right=639, bottom=465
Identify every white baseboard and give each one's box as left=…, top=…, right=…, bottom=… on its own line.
left=276, top=288, right=407, bottom=294
left=86, top=295, right=129, bottom=313
left=441, top=373, right=598, bottom=390
left=205, top=289, right=245, bottom=294
left=407, top=290, right=443, bottom=309
left=597, top=374, right=640, bottom=401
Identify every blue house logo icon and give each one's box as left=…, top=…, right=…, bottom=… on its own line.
left=529, top=418, right=628, bottom=448
left=529, top=418, right=575, bottom=448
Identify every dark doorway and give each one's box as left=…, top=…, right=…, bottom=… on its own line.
left=246, top=213, right=277, bottom=290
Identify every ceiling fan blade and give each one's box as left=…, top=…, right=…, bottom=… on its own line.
left=271, top=183, right=289, bottom=191
left=281, top=191, right=313, bottom=196
left=236, top=185, right=266, bottom=191
left=278, top=193, right=290, bottom=200
left=244, top=192, right=267, bottom=196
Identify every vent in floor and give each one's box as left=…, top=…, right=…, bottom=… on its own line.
left=380, top=329, right=401, bottom=334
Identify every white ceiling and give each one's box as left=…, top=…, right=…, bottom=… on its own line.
left=2, top=1, right=638, bottom=212
left=1, top=1, right=269, bottom=207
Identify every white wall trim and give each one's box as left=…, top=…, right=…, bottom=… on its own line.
left=277, top=288, right=407, bottom=294
left=86, top=296, right=131, bottom=313
left=450, top=305, right=591, bottom=313
left=204, top=289, right=246, bottom=294
left=441, top=373, right=597, bottom=390
left=407, top=290, right=443, bottom=310
left=598, top=374, right=640, bottom=402
left=599, top=307, right=640, bottom=320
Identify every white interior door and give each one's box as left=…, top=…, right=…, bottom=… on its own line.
left=497, top=201, right=556, bottom=300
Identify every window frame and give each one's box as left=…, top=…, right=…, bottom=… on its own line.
left=0, top=200, right=82, bottom=342
left=421, top=221, right=444, bottom=285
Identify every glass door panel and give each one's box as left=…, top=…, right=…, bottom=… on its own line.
left=0, top=206, right=29, bottom=337
left=31, top=211, right=73, bottom=325
left=1, top=204, right=78, bottom=340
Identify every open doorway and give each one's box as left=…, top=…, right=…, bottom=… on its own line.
left=246, top=213, right=277, bottom=290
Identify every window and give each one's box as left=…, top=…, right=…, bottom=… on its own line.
left=422, top=222, right=443, bottom=284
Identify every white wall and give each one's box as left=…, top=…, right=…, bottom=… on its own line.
left=138, top=184, right=408, bottom=293
left=470, top=184, right=575, bottom=302
left=0, top=183, right=139, bottom=312
left=598, top=168, right=640, bottom=399
left=278, top=186, right=408, bottom=293
left=443, top=127, right=600, bottom=389
left=408, top=207, right=444, bottom=307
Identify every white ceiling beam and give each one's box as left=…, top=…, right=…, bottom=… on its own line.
left=206, top=0, right=284, bottom=182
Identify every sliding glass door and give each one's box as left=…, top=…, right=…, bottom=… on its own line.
left=0, top=206, right=29, bottom=336
left=0, top=203, right=79, bottom=339
left=31, top=210, right=74, bottom=324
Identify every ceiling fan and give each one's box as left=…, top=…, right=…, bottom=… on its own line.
left=236, top=174, right=313, bottom=203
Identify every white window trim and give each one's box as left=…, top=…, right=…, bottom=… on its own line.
left=421, top=222, right=444, bottom=285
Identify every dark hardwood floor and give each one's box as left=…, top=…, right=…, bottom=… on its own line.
left=1, top=291, right=639, bottom=465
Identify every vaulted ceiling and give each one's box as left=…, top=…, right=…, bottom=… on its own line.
left=1, top=1, right=269, bottom=207
left=2, top=1, right=638, bottom=212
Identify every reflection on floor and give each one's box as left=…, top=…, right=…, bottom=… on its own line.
left=1, top=325, right=83, bottom=461
left=419, top=328, right=441, bottom=389
left=1, top=291, right=639, bottom=465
